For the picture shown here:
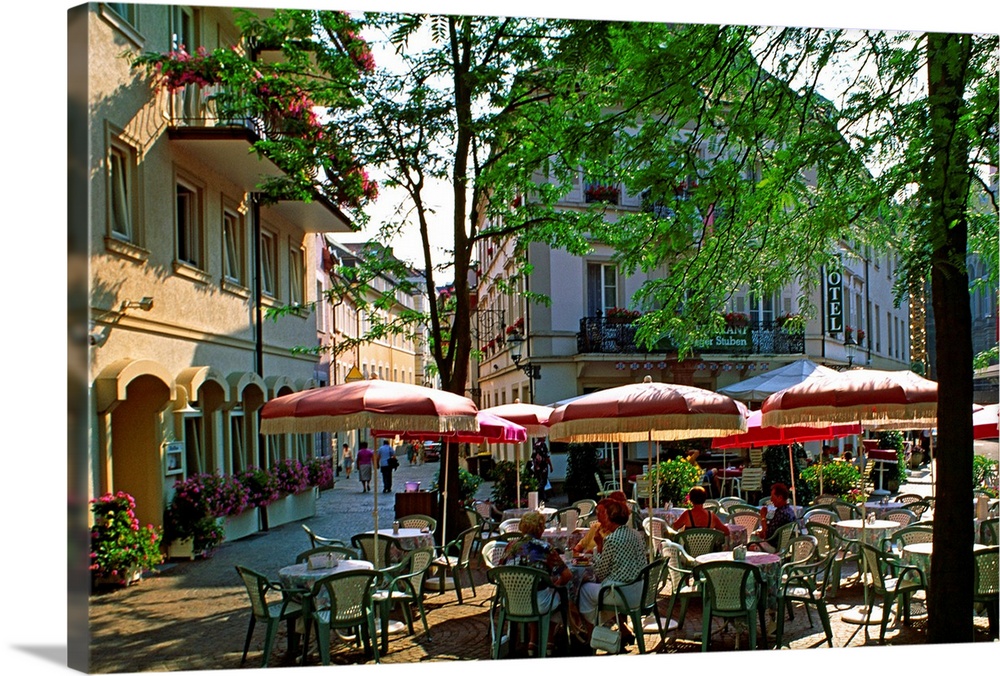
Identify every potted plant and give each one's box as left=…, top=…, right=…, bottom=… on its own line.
left=90, top=491, right=163, bottom=590
left=267, top=459, right=318, bottom=527
left=584, top=183, right=620, bottom=204
left=648, top=457, right=702, bottom=505
left=306, top=455, right=336, bottom=491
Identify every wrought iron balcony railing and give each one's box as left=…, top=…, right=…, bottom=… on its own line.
left=166, top=83, right=269, bottom=139
left=576, top=316, right=806, bottom=355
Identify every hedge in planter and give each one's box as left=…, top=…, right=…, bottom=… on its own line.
left=800, top=460, right=861, bottom=500
left=649, top=458, right=702, bottom=505
left=488, top=460, right=538, bottom=510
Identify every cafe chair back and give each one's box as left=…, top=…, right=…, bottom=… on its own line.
left=486, top=564, right=567, bottom=658
left=802, top=507, right=839, bottom=525
left=498, top=518, right=522, bottom=534
left=642, top=516, right=676, bottom=551
left=662, top=540, right=702, bottom=631
left=906, top=499, right=933, bottom=520
left=595, top=472, right=620, bottom=498
left=551, top=505, right=581, bottom=529
left=372, top=546, right=435, bottom=644
left=830, top=500, right=862, bottom=522
left=305, top=569, right=381, bottom=665
left=775, top=548, right=835, bottom=648
left=804, top=522, right=855, bottom=597
left=693, top=560, right=767, bottom=651
left=432, top=525, right=480, bottom=604
left=472, top=500, right=502, bottom=537
left=398, top=514, right=438, bottom=533
left=728, top=511, right=762, bottom=535
left=296, top=545, right=361, bottom=565
left=234, top=565, right=303, bottom=668
left=770, top=522, right=802, bottom=554
left=677, top=528, right=727, bottom=559
left=895, top=493, right=925, bottom=507
left=857, top=543, right=927, bottom=644
left=727, top=503, right=761, bottom=518
left=882, top=508, right=918, bottom=529
left=596, top=557, right=671, bottom=654
left=302, top=524, right=347, bottom=549
left=973, top=546, right=999, bottom=636
left=780, top=535, right=818, bottom=566
left=572, top=498, right=598, bottom=521
left=719, top=496, right=751, bottom=512
left=351, top=533, right=403, bottom=569
left=884, top=524, right=934, bottom=556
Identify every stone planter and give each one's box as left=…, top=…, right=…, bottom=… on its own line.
left=265, top=487, right=318, bottom=528
left=222, top=509, right=260, bottom=543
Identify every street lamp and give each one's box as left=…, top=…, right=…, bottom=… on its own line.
left=844, top=334, right=858, bottom=369
left=505, top=332, right=541, bottom=401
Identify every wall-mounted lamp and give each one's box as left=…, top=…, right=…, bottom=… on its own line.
left=121, top=296, right=154, bottom=312
left=843, top=335, right=858, bottom=370
left=505, top=332, right=541, bottom=402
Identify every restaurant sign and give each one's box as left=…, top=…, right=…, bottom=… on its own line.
left=694, top=328, right=752, bottom=353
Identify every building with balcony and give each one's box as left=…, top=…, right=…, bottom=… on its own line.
left=472, top=165, right=913, bottom=479
left=85, top=4, right=356, bottom=531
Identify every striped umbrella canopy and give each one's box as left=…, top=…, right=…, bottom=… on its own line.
left=712, top=409, right=861, bottom=449
left=481, top=401, right=554, bottom=437
left=973, top=403, right=999, bottom=440
left=373, top=410, right=526, bottom=444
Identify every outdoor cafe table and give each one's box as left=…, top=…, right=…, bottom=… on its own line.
left=726, top=524, right=748, bottom=549
left=641, top=507, right=686, bottom=526
left=833, top=519, right=901, bottom=547
left=695, top=550, right=783, bottom=614
left=364, top=528, right=435, bottom=562
left=278, top=558, right=376, bottom=592
left=901, top=541, right=988, bottom=588
left=541, top=526, right=587, bottom=552
left=863, top=501, right=906, bottom=518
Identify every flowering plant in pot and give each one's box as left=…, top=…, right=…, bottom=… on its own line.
left=90, top=491, right=163, bottom=587
left=272, top=458, right=311, bottom=495
left=238, top=466, right=282, bottom=509
left=164, top=475, right=227, bottom=554
left=724, top=311, right=750, bottom=329
left=306, top=456, right=335, bottom=489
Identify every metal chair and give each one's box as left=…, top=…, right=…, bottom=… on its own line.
left=857, top=543, right=927, bottom=644
left=302, top=524, right=347, bottom=549
left=432, top=525, right=479, bottom=604
left=973, top=546, right=999, bottom=637
left=303, top=569, right=381, bottom=664
left=693, top=560, right=767, bottom=651
left=486, top=565, right=567, bottom=658
left=371, top=547, right=435, bottom=648
left=595, top=557, right=671, bottom=654
left=234, top=565, right=303, bottom=667
left=296, top=545, right=361, bottom=564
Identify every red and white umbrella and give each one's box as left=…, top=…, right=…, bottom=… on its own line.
left=548, top=376, right=749, bottom=506
left=712, top=409, right=862, bottom=449
left=973, top=403, right=999, bottom=440
left=261, top=379, right=479, bottom=548
left=373, top=410, right=527, bottom=444
left=481, top=401, right=554, bottom=507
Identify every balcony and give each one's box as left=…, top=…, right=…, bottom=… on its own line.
left=576, top=316, right=806, bottom=355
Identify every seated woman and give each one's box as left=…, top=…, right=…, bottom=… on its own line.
left=573, top=491, right=629, bottom=554
left=675, top=485, right=728, bottom=534
left=751, top=482, right=796, bottom=552
left=499, top=511, right=572, bottom=655
left=576, top=499, right=648, bottom=647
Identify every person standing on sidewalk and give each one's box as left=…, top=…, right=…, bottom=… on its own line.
left=378, top=438, right=397, bottom=493
left=356, top=441, right=374, bottom=492
left=341, top=443, right=354, bottom=480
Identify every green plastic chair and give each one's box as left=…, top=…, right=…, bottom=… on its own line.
left=371, top=547, right=435, bottom=650
left=980, top=517, right=999, bottom=546
left=883, top=523, right=933, bottom=556
left=693, top=560, right=767, bottom=651
left=775, top=548, right=835, bottom=647
left=802, top=507, right=839, bottom=525
left=486, top=565, right=567, bottom=658
left=804, top=522, right=853, bottom=596
left=303, top=569, right=381, bottom=665
left=677, top=527, right=727, bottom=558
left=432, top=525, right=480, bottom=603
left=234, top=565, right=303, bottom=668
left=857, top=543, right=927, bottom=644
left=296, top=545, right=361, bottom=564
left=596, top=557, right=671, bottom=654
left=398, top=514, right=438, bottom=533
left=830, top=500, right=862, bottom=522
left=973, top=546, right=999, bottom=637
left=302, top=524, right=348, bottom=549
left=351, top=533, right=403, bottom=568
left=882, top=508, right=918, bottom=529
left=662, top=540, right=701, bottom=631
left=572, top=498, right=598, bottom=520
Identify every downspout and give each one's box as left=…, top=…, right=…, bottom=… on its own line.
left=864, top=256, right=872, bottom=365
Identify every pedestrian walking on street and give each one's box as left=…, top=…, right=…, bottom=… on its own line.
left=378, top=439, right=397, bottom=493
left=356, top=441, right=374, bottom=492
left=341, top=443, right=354, bottom=480
left=531, top=438, right=553, bottom=500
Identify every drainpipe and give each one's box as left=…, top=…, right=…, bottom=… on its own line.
left=252, top=193, right=263, bottom=378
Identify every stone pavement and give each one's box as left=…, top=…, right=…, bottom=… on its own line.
left=86, top=461, right=995, bottom=673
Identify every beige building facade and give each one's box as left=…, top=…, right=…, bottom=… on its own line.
left=87, top=3, right=353, bottom=529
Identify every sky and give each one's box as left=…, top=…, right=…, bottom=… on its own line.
left=2, top=2, right=996, bottom=676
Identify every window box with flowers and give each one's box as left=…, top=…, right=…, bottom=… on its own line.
left=855, top=328, right=866, bottom=346
left=90, top=492, right=163, bottom=590
left=165, top=474, right=245, bottom=559
left=265, top=459, right=318, bottom=528
left=584, top=183, right=620, bottom=204
left=775, top=313, right=805, bottom=334
left=724, top=312, right=751, bottom=329
left=604, top=307, right=641, bottom=324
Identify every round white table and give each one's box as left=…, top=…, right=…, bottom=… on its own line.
left=366, top=528, right=435, bottom=552
left=833, top=519, right=901, bottom=547
left=278, top=558, right=375, bottom=591
left=503, top=507, right=557, bottom=521
left=863, top=501, right=906, bottom=518
left=902, top=541, right=987, bottom=588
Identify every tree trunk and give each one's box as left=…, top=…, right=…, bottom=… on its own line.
left=926, top=32, right=975, bottom=644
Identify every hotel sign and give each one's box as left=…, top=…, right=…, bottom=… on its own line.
left=825, top=260, right=844, bottom=334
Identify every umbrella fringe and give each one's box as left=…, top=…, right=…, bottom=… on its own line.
left=549, top=413, right=747, bottom=443
left=262, top=413, right=479, bottom=435
left=761, top=404, right=937, bottom=430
